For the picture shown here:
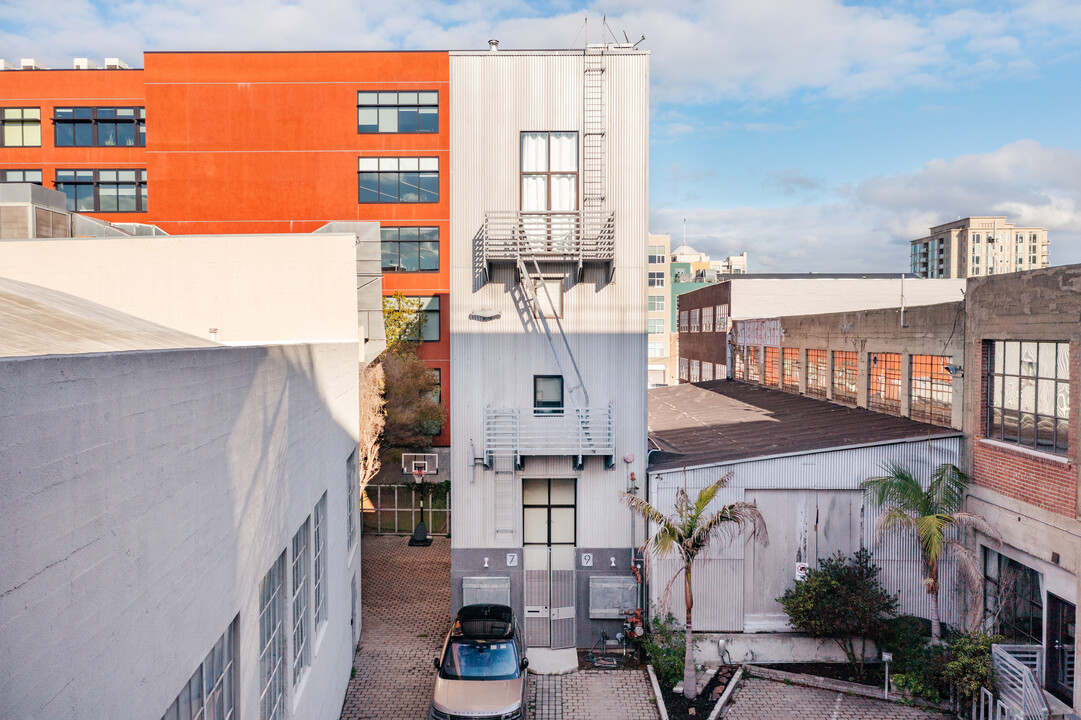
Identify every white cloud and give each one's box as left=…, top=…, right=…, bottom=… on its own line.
left=655, top=141, right=1081, bottom=272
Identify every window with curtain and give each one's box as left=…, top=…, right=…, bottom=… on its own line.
left=521, top=132, right=578, bottom=212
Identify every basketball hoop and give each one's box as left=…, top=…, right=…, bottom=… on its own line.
left=408, top=464, right=433, bottom=547
left=412, top=469, right=426, bottom=485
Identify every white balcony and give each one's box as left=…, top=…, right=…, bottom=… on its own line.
left=483, top=406, right=614, bottom=467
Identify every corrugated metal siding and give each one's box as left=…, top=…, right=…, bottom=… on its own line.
left=449, top=52, right=650, bottom=549
left=647, top=436, right=966, bottom=630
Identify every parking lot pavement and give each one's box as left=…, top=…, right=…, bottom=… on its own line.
left=723, top=677, right=951, bottom=720
left=340, top=535, right=452, bottom=720
left=530, top=670, right=660, bottom=720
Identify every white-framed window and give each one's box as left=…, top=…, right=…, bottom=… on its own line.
left=346, top=449, right=357, bottom=552
left=715, top=304, right=729, bottom=332
left=648, top=318, right=665, bottom=335
left=690, top=360, right=701, bottom=382
left=679, top=311, right=689, bottom=332
left=259, top=552, right=287, bottom=720
left=648, top=295, right=665, bottom=312
left=648, top=245, right=666, bottom=264
left=648, top=342, right=665, bottom=358
left=648, top=271, right=666, bottom=287
left=292, top=518, right=312, bottom=689
left=160, top=617, right=238, bottom=720
left=690, top=309, right=700, bottom=332
left=679, top=357, right=689, bottom=381
left=521, top=131, right=578, bottom=212
left=313, top=493, right=328, bottom=628
left=701, top=361, right=714, bottom=381
left=702, top=306, right=714, bottom=333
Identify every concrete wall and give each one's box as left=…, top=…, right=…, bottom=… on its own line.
left=0, top=231, right=367, bottom=345
left=0, top=342, right=361, bottom=720
left=728, top=277, right=964, bottom=319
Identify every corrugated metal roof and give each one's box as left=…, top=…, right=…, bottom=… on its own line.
left=648, top=380, right=960, bottom=471
left=0, top=277, right=218, bottom=357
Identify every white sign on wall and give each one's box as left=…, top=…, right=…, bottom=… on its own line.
left=795, top=562, right=810, bottom=581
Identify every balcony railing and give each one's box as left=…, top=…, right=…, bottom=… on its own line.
left=481, top=211, right=615, bottom=274
left=991, top=644, right=1049, bottom=720
left=483, top=406, right=614, bottom=465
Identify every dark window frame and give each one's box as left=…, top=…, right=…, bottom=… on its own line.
left=806, top=349, right=828, bottom=399
left=522, top=478, right=577, bottom=547
left=380, top=226, right=440, bottom=273
left=54, top=168, right=147, bottom=213
left=358, top=157, right=439, bottom=204
left=0, top=169, right=43, bottom=184
left=357, top=91, right=439, bottom=134
left=831, top=350, right=858, bottom=405
left=781, top=348, right=800, bottom=392
left=984, top=547, right=1043, bottom=645
left=868, top=352, right=903, bottom=415
left=53, top=106, right=145, bottom=147
left=985, top=340, right=1069, bottom=454
left=533, top=375, right=564, bottom=415
left=1, top=107, right=42, bottom=147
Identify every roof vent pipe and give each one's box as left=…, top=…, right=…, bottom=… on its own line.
left=489, top=39, right=499, bottom=52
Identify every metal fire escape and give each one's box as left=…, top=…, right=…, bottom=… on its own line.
left=583, top=46, right=606, bottom=221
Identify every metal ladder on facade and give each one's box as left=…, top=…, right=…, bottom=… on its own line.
left=583, top=48, right=606, bottom=227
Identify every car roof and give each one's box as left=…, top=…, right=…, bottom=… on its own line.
left=453, top=604, right=515, bottom=641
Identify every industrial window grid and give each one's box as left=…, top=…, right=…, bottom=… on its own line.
left=313, top=494, right=328, bottom=627
left=291, top=519, right=312, bottom=690
left=679, top=310, right=689, bottom=332
left=746, top=347, right=761, bottom=384
left=648, top=342, right=665, bottom=358
left=690, top=359, right=700, bottom=382
left=648, top=318, right=665, bottom=335
left=380, top=226, right=439, bottom=272
left=984, top=548, right=1043, bottom=645
left=689, top=309, right=700, bottom=332
left=649, top=271, right=666, bottom=287
left=259, top=552, right=286, bottom=720
left=55, top=168, right=147, bottom=213
left=806, top=349, right=828, bottom=399
left=1, top=107, right=41, bottom=146
left=731, top=346, right=745, bottom=381
left=522, top=478, right=576, bottom=546
left=764, top=347, right=780, bottom=387
left=0, top=169, right=42, bottom=184
left=702, top=361, right=714, bottom=381
left=910, top=354, right=953, bottom=427
left=679, top=357, right=689, bottom=381
left=702, top=306, right=714, bottom=333
left=715, top=304, right=729, bottom=332
left=867, top=352, right=902, bottom=415
left=648, top=295, right=665, bottom=312
left=986, top=340, right=1069, bottom=453
left=358, top=157, right=439, bottom=203
left=357, top=91, right=438, bottom=133
left=53, top=106, right=145, bottom=147
left=159, top=617, right=237, bottom=720
left=831, top=351, right=858, bottom=406
left=346, top=450, right=357, bottom=551
left=781, top=348, right=800, bottom=392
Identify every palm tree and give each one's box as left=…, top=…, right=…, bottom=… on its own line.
left=861, top=461, right=998, bottom=641
left=621, top=473, right=767, bottom=699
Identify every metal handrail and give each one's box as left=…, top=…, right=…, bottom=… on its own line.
left=483, top=406, right=614, bottom=458
left=482, top=211, right=616, bottom=263
left=992, top=644, right=1049, bottom=720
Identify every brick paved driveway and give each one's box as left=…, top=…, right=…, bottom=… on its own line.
left=341, top=535, right=451, bottom=720
left=341, top=534, right=660, bottom=720
left=724, top=677, right=951, bottom=720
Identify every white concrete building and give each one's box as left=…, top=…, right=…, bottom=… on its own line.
left=0, top=225, right=383, bottom=720
left=448, top=46, right=649, bottom=655
left=910, top=216, right=1050, bottom=278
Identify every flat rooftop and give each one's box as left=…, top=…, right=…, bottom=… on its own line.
left=648, top=380, right=959, bottom=472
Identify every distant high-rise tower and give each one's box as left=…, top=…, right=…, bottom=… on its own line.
left=910, top=217, right=1049, bottom=278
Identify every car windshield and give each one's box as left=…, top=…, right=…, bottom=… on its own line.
left=440, top=640, right=520, bottom=680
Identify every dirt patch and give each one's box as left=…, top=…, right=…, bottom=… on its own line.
left=658, top=665, right=737, bottom=719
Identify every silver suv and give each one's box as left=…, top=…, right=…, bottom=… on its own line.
left=430, top=604, right=528, bottom=720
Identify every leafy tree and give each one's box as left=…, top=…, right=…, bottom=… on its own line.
left=381, top=350, right=444, bottom=455
left=777, top=549, right=897, bottom=679
left=861, top=462, right=999, bottom=641
left=622, top=474, right=767, bottom=699
left=383, top=292, right=424, bottom=351
left=944, top=631, right=1003, bottom=706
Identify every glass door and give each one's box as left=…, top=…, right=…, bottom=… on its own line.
left=1046, top=594, right=1075, bottom=705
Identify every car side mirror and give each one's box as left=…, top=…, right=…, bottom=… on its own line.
left=433, top=658, right=441, bottom=669
left=520, top=658, right=529, bottom=670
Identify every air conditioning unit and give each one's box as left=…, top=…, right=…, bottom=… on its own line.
left=0, top=59, right=15, bottom=70
left=20, top=58, right=48, bottom=70
left=74, top=58, right=99, bottom=70
left=104, top=57, right=130, bottom=70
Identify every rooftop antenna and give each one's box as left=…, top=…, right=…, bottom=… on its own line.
left=683, top=218, right=687, bottom=246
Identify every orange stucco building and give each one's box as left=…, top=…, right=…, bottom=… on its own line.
left=1, top=51, right=451, bottom=445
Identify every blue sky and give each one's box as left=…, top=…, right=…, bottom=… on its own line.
left=5, top=0, right=1081, bottom=271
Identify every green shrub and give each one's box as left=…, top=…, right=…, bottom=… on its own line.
left=643, top=607, right=695, bottom=687
left=777, top=549, right=897, bottom=679
left=944, top=631, right=1003, bottom=705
